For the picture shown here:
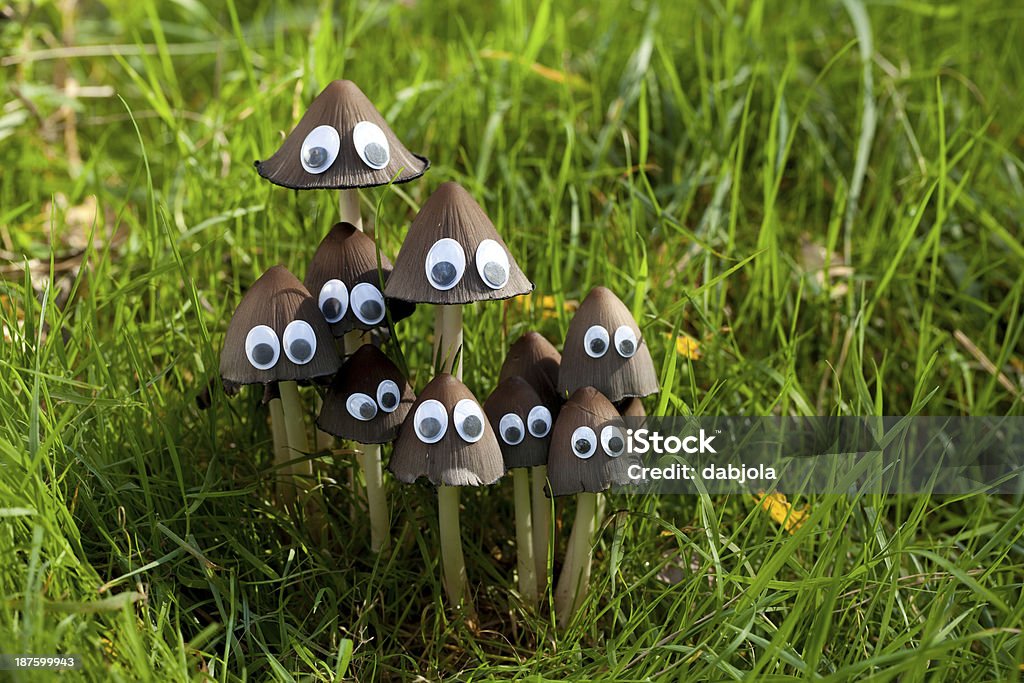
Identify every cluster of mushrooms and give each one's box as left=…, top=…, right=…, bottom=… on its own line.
left=219, top=80, right=659, bottom=627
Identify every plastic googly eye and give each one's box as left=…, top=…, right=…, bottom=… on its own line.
left=244, top=325, right=280, bottom=370
left=300, top=125, right=341, bottom=174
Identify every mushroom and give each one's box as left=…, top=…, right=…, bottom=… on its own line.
left=220, top=265, right=340, bottom=506
left=255, top=79, right=430, bottom=228
left=546, top=386, right=631, bottom=628
left=305, top=222, right=415, bottom=337
left=558, top=286, right=659, bottom=402
left=498, top=331, right=563, bottom=590
left=483, top=376, right=553, bottom=604
left=389, top=373, right=504, bottom=606
left=385, top=181, right=532, bottom=606
left=617, top=397, right=646, bottom=418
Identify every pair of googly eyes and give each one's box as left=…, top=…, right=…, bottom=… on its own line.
left=583, top=325, right=638, bottom=359
left=300, top=121, right=390, bottom=174
left=425, top=239, right=510, bottom=292
left=497, top=406, right=553, bottom=446
left=245, top=321, right=317, bottom=370
left=571, top=425, right=626, bottom=460
left=318, top=280, right=386, bottom=326
left=414, top=398, right=486, bottom=444
left=345, top=380, right=403, bottom=422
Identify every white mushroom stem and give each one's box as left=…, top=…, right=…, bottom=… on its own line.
left=531, top=464, right=551, bottom=595
left=435, top=304, right=467, bottom=606
left=554, top=491, right=598, bottom=628
left=278, top=380, right=312, bottom=507
left=339, top=188, right=390, bottom=552
left=512, top=468, right=538, bottom=604
left=267, top=390, right=291, bottom=505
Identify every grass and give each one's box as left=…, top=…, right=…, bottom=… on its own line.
left=1, top=0, right=1023, bottom=679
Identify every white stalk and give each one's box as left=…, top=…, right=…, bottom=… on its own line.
left=435, top=304, right=466, bottom=606
left=278, top=380, right=312, bottom=507
left=531, top=464, right=551, bottom=595
left=554, top=491, right=597, bottom=628
left=512, top=467, right=538, bottom=604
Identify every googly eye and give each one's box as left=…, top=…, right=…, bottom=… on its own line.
left=583, top=325, right=610, bottom=358
left=376, top=379, right=401, bottom=413
left=601, top=425, right=625, bottom=457
left=352, top=121, right=390, bottom=170
left=453, top=398, right=485, bottom=443
left=350, top=283, right=386, bottom=325
left=613, top=325, right=638, bottom=358
left=282, top=320, right=317, bottom=365
left=526, top=405, right=552, bottom=438
left=318, top=279, right=349, bottom=324
left=425, top=238, right=466, bottom=291
left=571, top=426, right=597, bottom=459
left=474, top=239, right=510, bottom=290
left=346, top=392, right=377, bottom=421
left=244, top=325, right=280, bottom=370
left=300, top=124, right=341, bottom=174
left=414, top=399, right=448, bottom=444
left=498, top=413, right=525, bottom=445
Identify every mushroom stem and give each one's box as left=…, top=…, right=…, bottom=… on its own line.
left=339, top=188, right=363, bottom=231
left=531, top=464, right=551, bottom=594
left=267, top=389, right=291, bottom=504
left=512, top=468, right=538, bottom=604
left=554, top=491, right=597, bottom=628
left=278, top=380, right=312, bottom=507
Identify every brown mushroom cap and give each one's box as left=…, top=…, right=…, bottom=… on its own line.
left=384, top=182, right=533, bottom=304
left=317, top=344, right=414, bottom=444
left=546, top=387, right=631, bottom=496
left=389, top=373, right=505, bottom=486
left=304, top=222, right=415, bottom=336
left=557, top=286, right=659, bottom=402
left=483, top=376, right=552, bottom=469
left=498, top=331, right=563, bottom=413
left=220, top=265, right=340, bottom=390
left=617, top=397, right=646, bottom=418
left=255, top=79, right=429, bottom=190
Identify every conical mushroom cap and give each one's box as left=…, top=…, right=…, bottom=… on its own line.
left=384, top=182, right=533, bottom=304
left=484, top=376, right=553, bottom=469
left=304, top=222, right=415, bottom=336
left=389, top=373, right=505, bottom=486
left=220, top=265, right=340, bottom=390
left=498, top=331, right=563, bottom=413
left=557, top=286, right=659, bottom=402
left=547, top=387, right=632, bottom=496
left=255, top=79, right=429, bottom=190
left=617, top=397, right=646, bottom=418
left=317, top=344, right=415, bottom=444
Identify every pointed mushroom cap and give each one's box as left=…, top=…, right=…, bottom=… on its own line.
left=557, top=286, right=659, bottom=402
left=384, top=182, right=533, bottom=304
left=304, top=222, right=415, bottom=336
left=255, top=79, right=429, bottom=190
left=317, top=344, right=415, bottom=444
left=498, top=331, right=563, bottom=413
left=220, top=265, right=340, bottom=389
left=389, top=373, right=505, bottom=486
left=617, top=397, right=646, bottom=418
left=483, top=376, right=552, bottom=469
left=546, top=387, right=631, bottom=496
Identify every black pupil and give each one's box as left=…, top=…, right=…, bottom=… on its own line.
left=305, top=146, right=328, bottom=168
left=359, top=401, right=376, bottom=419
left=619, top=339, right=635, bottom=355
left=462, top=415, right=482, bottom=438
left=608, top=436, right=624, bottom=452
left=322, top=298, right=342, bottom=320
left=420, top=417, right=441, bottom=438
left=505, top=426, right=522, bottom=443
left=575, top=438, right=592, bottom=454
left=483, top=262, right=506, bottom=286
left=590, top=338, right=607, bottom=354
left=364, top=142, right=387, bottom=166
left=431, top=261, right=457, bottom=287
left=380, top=392, right=397, bottom=409
left=290, top=339, right=312, bottom=362
left=360, top=299, right=383, bottom=321
left=252, top=343, right=275, bottom=366
left=531, top=420, right=546, bottom=435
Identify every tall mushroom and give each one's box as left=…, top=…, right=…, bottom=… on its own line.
left=220, top=265, right=340, bottom=506
left=547, top=387, right=631, bottom=628
left=385, top=181, right=532, bottom=606
left=389, top=373, right=504, bottom=605
left=483, top=377, right=553, bottom=605
left=497, top=331, right=563, bottom=595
